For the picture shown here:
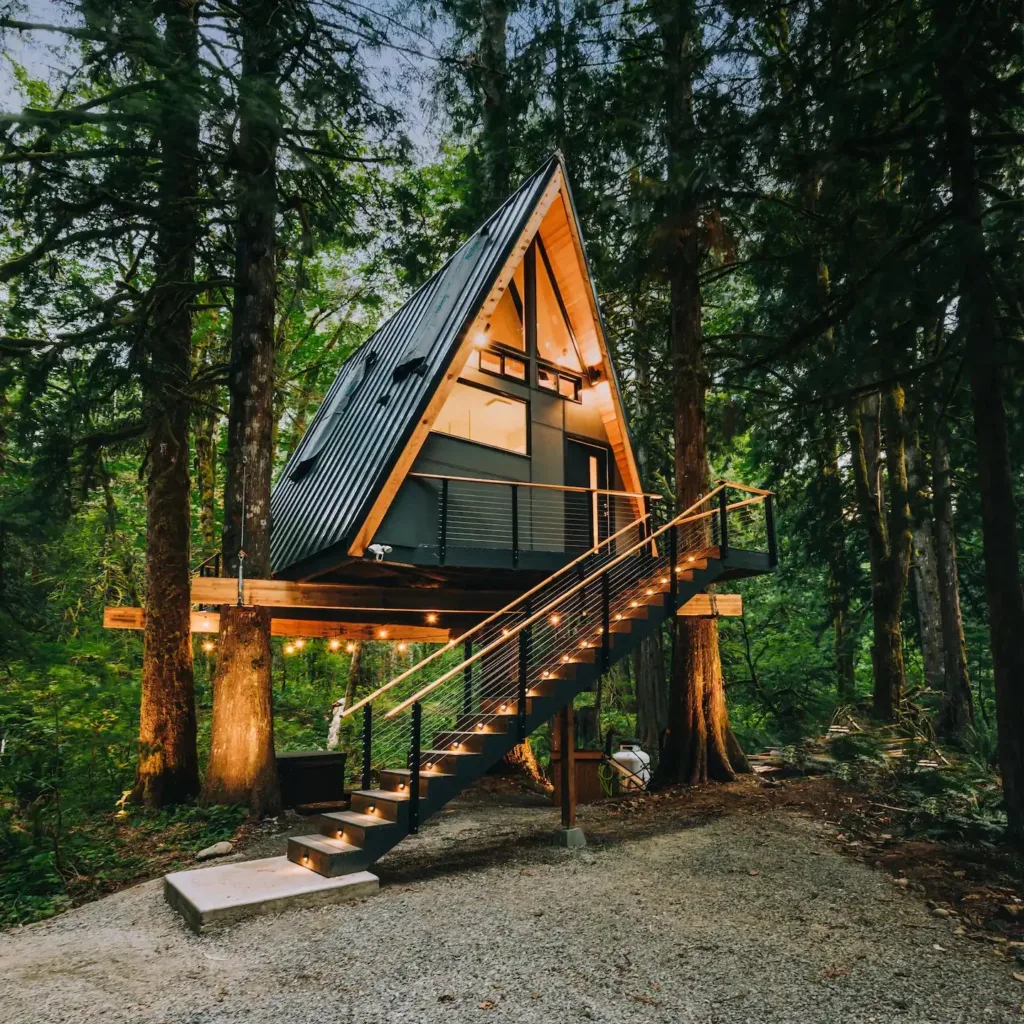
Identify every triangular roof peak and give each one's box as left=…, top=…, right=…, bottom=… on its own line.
left=270, top=155, right=641, bottom=579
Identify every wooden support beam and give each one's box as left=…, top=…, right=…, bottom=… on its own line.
left=676, top=594, right=743, bottom=617
left=104, top=607, right=452, bottom=641
left=190, top=577, right=519, bottom=613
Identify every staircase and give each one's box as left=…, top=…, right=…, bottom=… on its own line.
left=287, top=481, right=776, bottom=878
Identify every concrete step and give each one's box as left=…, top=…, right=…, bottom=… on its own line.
left=165, top=857, right=378, bottom=933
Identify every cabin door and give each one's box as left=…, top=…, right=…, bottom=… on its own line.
left=564, top=438, right=610, bottom=552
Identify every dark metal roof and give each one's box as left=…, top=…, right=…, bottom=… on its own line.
left=270, top=157, right=560, bottom=578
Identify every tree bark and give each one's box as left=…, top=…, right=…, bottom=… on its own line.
left=194, top=405, right=217, bottom=551
left=131, top=0, right=200, bottom=808
left=848, top=388, right=912, bottom=721
left=905, top=429, right=945, bottom=694
left=941, top=58, right=1024, bottom=834
left=476, top=0, right=510, bottom=207
left=652, top=0, right=747, bottom=787
left=202, top=0, right=282, bottom=816
left=931, top=418, right=973, bottom=742
left=634, top=632, right=667, bottom=755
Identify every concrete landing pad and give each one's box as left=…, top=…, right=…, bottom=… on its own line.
left=164, top=856, right=378, bottom=933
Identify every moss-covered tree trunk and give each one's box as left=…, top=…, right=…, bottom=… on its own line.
left=941, top=58, right=1024, bottom=836
left=201, top=0, right=281, bottom=817
left=652, top=0, right=747, bottom=787
left=931, top=419, right=973, bottom=742
left=131, top=0, right=200, bottom=808
left=848, top=388, right=912, bottom=722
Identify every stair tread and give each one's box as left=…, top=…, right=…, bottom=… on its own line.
left=422, top=748, right=479, bottom=757
left=291, top=834, right=362, bottom=855
left=352, top=788, right=410, bottom=802
left=382, top=767, right=455, bottom=779
left=320, top=810, right=392, bottom=828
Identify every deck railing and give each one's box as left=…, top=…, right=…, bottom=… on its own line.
left=344, top=481, right=775, bottom=793
left=406, top=473, right=660, bottom=567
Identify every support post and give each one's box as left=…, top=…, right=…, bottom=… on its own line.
left=511, top=484, right=519, bottom=568
left=558, top=704, right=576, bottom=829
left=361, top=703, right=372, bottom=791
left=765, top=494, right=777, bottom=568
left=517, top=604, right=530, bottom=740
left=409, top=701, right=421, bottom=834
left=462, top=636, right=473, bottom=715
left=718, top=487, right=729, bottom=560
left=438, top=478, right=449, bottom=565
left=668, top=523, right=678, bottom=611
left=600, top=572, right=611, bottom=672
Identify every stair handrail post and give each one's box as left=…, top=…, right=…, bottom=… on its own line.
left=438, top=478, right=449, bottom=566
left=600, top=570, right=611, bottom=672
left=409, top=701, right=421, bottom=834
left=361, top=702, right=372, bottom=791
left=462, top=636, right=473, bottom=715
left=643, top=494, right=652, bottom=541
left=668, top=523, right=678, bottom=611
left=718, top=486, right=729, bottom=560
left=765, top=493, right=777, bottom=568
left=517, top=602, right=530, bottom=741
left=511, top=483, right=519, bottom=568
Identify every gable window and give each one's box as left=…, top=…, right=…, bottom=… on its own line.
left=433, top=381, right=528, bottom=455
left=538, top=363, right=582, bottom=403
left=479, top=348, right=527, bottom=384
left=484, top=262, right=526, bottom=351
left=536, top=243, right=583, bottom=372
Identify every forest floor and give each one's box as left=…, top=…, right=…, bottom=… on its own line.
left=2, top=775, right=1024, bottom=1023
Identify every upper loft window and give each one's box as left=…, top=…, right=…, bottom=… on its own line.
left=433, top=381, right=528, bottom=455
left=537, top=364, right=582, bottom=402
left=537, top=246, right=583, bottom=372
left=479, top=347, right=527, bottom=384
left=483, top=262, right=525, bottom=351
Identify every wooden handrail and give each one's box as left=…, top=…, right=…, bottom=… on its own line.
left=341, top=510, right=654, bottom=719
left=407, top=472, right=661, bottom=501
left=386, top=484, right=767, bottom=718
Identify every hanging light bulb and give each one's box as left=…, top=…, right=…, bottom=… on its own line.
left=202, top=640, right=215, bottom=653
left=328, top=638, right=341, bottom=651
left=549, top=613, right=561, bottom=627
left=346, top=641, right=356, bottom=654
left=294, top=638, right=306, bottom=649
left=398, top=642, right=408, bottom=653
left=378, top=628, right=388, bottom=639
left=426, top=612, right=438, bottom=625
left=283, top=643, right=295, bottom=655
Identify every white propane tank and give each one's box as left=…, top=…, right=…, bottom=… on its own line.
left=611, top=742, right=651, bottom=791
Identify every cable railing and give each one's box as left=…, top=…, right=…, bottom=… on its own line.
left=406, top=473, right=658, bottom=566
left=346, top=480, right=775, bottom=824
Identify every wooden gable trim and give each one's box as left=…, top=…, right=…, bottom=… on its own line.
left=346, top=167, right=566, bottom=560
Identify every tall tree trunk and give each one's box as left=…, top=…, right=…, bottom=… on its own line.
left=634, top=627, right=667, bottom=755
left=477, top=0, right=510, bottom=207
left=343, top=641, right=363, bottom=713
left=941, top=59, right=1024, bottom=834
left=931, top=417, right=973, bottom=741
left=848, top=389, right=912, bottom=721
left=194, top=405, right=217, bottom=551
left=201, top=0, right=281, bottom=816
left=131, top=0, right=200, bottom=808
left=652, top=0, right=747, bottom=787
left=905, top=429, right=945, bottom=694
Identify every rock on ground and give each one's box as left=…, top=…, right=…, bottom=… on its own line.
left=1, top=799, right=1021, bottom=1024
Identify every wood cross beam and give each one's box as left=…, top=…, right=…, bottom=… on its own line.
left=103, top=607, right=452, bottom=642
left=676, top=594, right=742, bottom=617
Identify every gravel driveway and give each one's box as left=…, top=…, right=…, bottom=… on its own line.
left=2, top=794, right=1022, bottom=1023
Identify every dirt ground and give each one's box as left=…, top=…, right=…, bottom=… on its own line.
left=3, top=775, right=1024, bottom=1023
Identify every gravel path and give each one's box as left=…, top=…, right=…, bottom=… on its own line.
left=2, top=796, right=1022, bottom=1023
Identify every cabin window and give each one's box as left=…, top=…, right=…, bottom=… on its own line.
left=433, top=381, right=528, bottom=455
left=479, top=348, right=528, bottom=385
left=536, top=248, right=583, bottom=372
left=537, top=362, right=582, bottom=403
left=484, top=262, right=526, bottom=351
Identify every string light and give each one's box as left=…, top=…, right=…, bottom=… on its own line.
left=398, top=642, right=408, bottom=653
left=346, top=642, right=356, bottom=654
left=328, top=638, right=341, bottom=651
left=283, top=643, right=295, bottom=655
left=202, top=640, right=215, bottom=653
left=378, top=628, right=388, bottom=639
left=426, top=613, right=438, bottom=625
left=294, top=638, right=306, bottom=649
left=549, top=613, right=561, bottom=627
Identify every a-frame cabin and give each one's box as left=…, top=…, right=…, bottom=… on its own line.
left=270, top=154, right=649, bottom=593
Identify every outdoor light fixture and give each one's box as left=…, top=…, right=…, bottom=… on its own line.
left=346, top=642, right=356, bottom=653
left=202, top=641, right=215, bottom=653
left=500, top=703, right=508, bottom=712
left=398, top=642, right=408, bottom=652
left=549, top=613, right=561, bottom=626
left=476, top=723, right=484, bottom=730
left=378, top=629, right=388, bottom=639
left=426, top=613, right=438, bottom=624
left=294, top=638, right=305, bottom=649
left=283, top=643, right=295, bottom=655
left=328, top=639, right=341, bottom=651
